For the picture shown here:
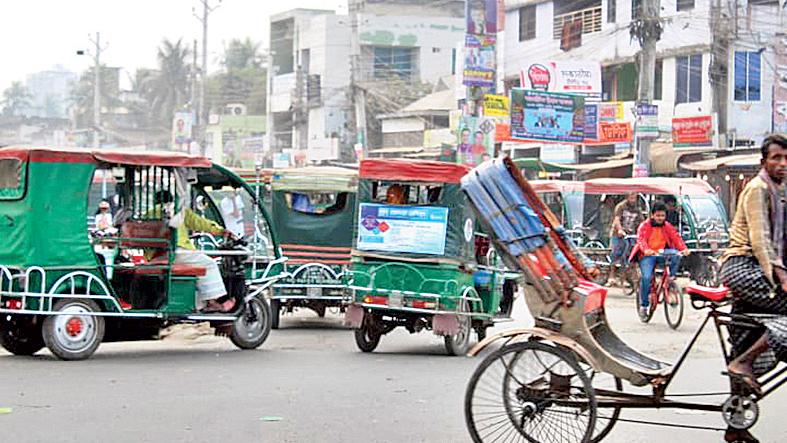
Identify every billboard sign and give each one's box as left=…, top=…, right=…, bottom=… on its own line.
left=520, top=61, right=602, bottom=99
left=510, top=89, right=585, bottom=143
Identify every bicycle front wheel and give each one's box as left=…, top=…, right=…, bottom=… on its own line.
left=664, top=281, right=684, bottom=330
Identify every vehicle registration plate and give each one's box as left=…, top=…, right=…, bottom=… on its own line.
left=388, top=293, right=403, bottom=308
left=307, top=287, right=322, bottom=297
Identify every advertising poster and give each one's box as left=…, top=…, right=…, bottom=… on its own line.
left=598, top=122, right=633, bottom=144
left=465, top=0, right=499, bottom=35
left=520, top=61, right=602, bottom=99
left=483, top=94, right=510, bottom=117
left=774, top=35, right=787, bottom=133
left=599, top=102, right=624, bottom=122
left=457, top=116, right=495, bottom=166
left=510, top=89, right=585, bottom=143
left=463, top=34, right=496, bottom=88
left=635, top=103, right=659, bottom=139
left=357, top=204, right=449, bottom=256
left=672, top=116, right=713, bottom=147
left=172, top=112, right=193, bottom=151
left=584, top=104, right=598, bottom=141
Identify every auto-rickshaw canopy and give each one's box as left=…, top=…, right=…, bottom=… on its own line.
left=272, top=166, right=358, bottom=193
left=359, top=158, right=471, bottom=184
left=530, top=177, right=715, bottom=196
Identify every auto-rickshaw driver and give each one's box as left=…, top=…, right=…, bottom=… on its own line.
left=147, top=190, right=236, bottom=313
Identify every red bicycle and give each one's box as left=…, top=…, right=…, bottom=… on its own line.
left=636, top=249, right=684, bottom=329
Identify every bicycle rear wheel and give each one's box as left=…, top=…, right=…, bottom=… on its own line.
left=663, top=281, right=684, bottom=330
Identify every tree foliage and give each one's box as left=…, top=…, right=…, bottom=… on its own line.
left=1, top=81, right=32, bottom=117
left=207, top=38, right=267, bottom=115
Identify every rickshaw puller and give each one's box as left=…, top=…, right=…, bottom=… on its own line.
left=608, top=192, right=642, bottom=285
left=631, top=202, right=689, bottom=320
left=153, top=191, right=235, bottom=313
left=721, top=135, right=787, bottom=405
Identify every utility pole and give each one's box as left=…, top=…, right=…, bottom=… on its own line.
left=349, top=0, right=367, bottom=160
left=86, top=32, right=108, bottom=152
left=631, top=0, right=661, bottom=177
left=191, top=39, right=198, bottom=120
left=710, top=0, right=731, bottom=147
left=193, top=0, right=221, bottom=155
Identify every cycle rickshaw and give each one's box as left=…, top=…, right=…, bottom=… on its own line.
left=344, top=159, right=519, bottom=355
left=268, top=166, right=358, bottom=328
left=462, top=158, right=785, bottom=442
left=0, top=147, right=286, bottom=360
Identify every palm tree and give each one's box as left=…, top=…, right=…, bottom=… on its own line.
left=1, top=81, right=32, bottom=116
left=222, top=38, right=262, bottom=71
left=142, top=38, right=192, bottom=126
left=68, top=66, right=120, bottom=127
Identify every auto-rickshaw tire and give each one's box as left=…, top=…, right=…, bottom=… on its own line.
left=270, top=299, right=281, bottom=330
left=0, top=316, right=44, bottom=356
left=42, top=299, right=105, bottom=361
left=354, top=325, right=381, bottom=352
left=475, top=326, right=487, bottom=342
left=229, top=297, right=272, bottom=350
left=445, top=301, right=472, bottom=356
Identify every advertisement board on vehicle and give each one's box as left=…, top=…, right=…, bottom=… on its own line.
left=510, top=89, right=585, bottom=143
left=357, top=204, right=449, bottom=256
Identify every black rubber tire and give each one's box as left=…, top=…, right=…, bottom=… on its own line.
left=315, top=304, right=327, bottom=318
left=230, top=297, right=272, bottom=350
left=465, top=340, right=597, bottom=443
left=664, top=282, right=684, bottom=330
left=444, top=301, right=472, bottom=357
left=354, top=324, right=381, bottom=353
left=270, top=298, right=281, bottom=330
left=42, top=299, right=105, bottom=361
left=476, top=326, right=487, bottom=342
left=0, top=316, right=44, bottom=356
left=623, top=267, right=639, bottom=297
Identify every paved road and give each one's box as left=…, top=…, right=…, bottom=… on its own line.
left=2, top=289, right=786, bottom=442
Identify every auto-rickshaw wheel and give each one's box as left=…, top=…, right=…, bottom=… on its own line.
left=270, top=299, right=281, bottom=330
left=354, top=314, right=382, bottom=353
left=42, top=299, right=105, bottom=361
left=0, top=316, right=44, bottom=356
left=230, top=297, right=272, bottom=350
left=445, top=301, right=472, bottom=356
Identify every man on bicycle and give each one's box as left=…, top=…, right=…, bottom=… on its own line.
left=632, top=202, right=690, bottom=320
left=608, top=193, right=643, bottom=285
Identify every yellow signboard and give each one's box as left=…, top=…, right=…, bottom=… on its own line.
left=483, top=94, right=510, bottom=117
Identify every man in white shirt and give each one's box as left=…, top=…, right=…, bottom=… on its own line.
left=220, top=189, right=245, bottom=238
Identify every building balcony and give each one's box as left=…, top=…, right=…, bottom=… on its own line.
left=552, top=6, right=602, bottom=40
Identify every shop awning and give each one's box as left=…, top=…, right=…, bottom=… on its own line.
left=680, top=153, right=760, bottom=171
left=649, top=143, right=713, bottom=175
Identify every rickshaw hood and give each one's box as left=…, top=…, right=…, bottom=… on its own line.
left=360, top=159, right=472, bottom=184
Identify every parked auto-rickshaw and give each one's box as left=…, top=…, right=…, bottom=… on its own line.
left=268, top=166, right=358, bottom=328
left=0, top=147, right=286, bottom=360
left=531, top=177, right=729, bottom=285
left=344, top=159, right=519, bottom=356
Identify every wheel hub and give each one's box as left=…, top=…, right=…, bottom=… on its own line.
left=65, top=317, right=83, bottom=337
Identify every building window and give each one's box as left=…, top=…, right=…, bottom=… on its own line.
left=734, top=51, right=761, bottom=101
left=519, top=5, right=536, bottom=41
left=654, top=59, right=663, bottom=100
left=608, top=0, right=616, bottom=22
left=677, top=0, right=695, bottom=11
left=631, top=0, right=642, bottom=19
left=675, top=54, right=702, bottom=104
left=373, top=47, right=416, bottom=80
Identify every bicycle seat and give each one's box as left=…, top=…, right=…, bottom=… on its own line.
left=685, top=284, right=729, bottom=302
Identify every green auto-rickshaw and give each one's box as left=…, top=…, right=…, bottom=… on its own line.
left=344, top=159, right=518, bottom=356
left=268, top=166, right=358, bottom=328
left=0, top=147, right=286, bottom=360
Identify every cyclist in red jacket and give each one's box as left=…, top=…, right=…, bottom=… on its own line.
left=630, top=202, right=690, bottom=320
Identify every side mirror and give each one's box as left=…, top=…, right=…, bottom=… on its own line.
left=112, top=167, right=126, bottom=183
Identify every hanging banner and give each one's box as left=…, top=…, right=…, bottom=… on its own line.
left=598, top=122, right=633, bottom=144
left=599, top=102, right=624, bottom=122
left=584, top=104, right=598, bottom=141
left=636, top=103, right=659, bottom=139
left=510, top=89, right=585, bottom=143
left=463, top=34, right=496, bottom=88
left=483, top=94, right=510, bottom=117
left=357, top=204, right=449, bottom=256
left=520, top=61, right=602, bottom=99
left=466, top=0, right=500, bottom=35
left=672, top=116, right=713, bottom=147
left=457, top=116, right=495, bottom=166
left=774, top=35, right=787, bottom=134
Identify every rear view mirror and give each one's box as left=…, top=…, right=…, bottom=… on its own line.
left=186, top=169, right=198, bottom=184
left=112, top=167, right=126, bottom=183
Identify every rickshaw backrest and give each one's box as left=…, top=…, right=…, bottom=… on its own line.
left=121, top=220, right=171, bottom=249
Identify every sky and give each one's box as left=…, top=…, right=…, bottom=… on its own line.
left=0, top=0, right=347, bottom=91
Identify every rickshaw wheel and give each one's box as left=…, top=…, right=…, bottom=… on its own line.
left=0, top=316, right=45, bottom=356
left=229, top=297, right=272, bottom=350
left=663, top=282, right=684, bottom=330
left=353, top=313, right=382, bottom=352
left=270, top=299, right=281, bottom=330
left=445, top=301, right=472, bottom=356
left=42, top=299, right=105, bottom=361
left=465, top=341, right=597, bottom=443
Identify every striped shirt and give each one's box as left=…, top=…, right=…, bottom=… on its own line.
left=722, top=175, right=786, bottom=284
